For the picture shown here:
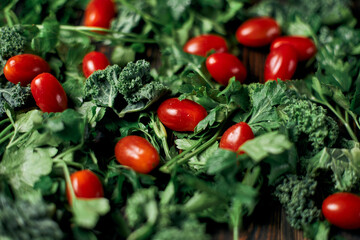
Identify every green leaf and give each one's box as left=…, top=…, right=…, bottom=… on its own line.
left=247, top=81, right=288, bottom=134
left=31, top=14, right=60, bottom=55
left=307, top=145, right=360, bottom=191
left=240, top=132, right=293, bottom=162
left=0, top=146, right=56, bottom=198
left=43, top=109, right=85, bottom=143
left=205, top=148, right=237, bottom=175
left=14, top=109, right=43, bottom=133
left=73, top=198, right=111, bottom=229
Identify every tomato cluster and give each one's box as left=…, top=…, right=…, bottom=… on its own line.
left=183, top=16, right=317, bottom=84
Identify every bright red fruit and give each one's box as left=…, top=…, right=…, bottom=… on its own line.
left=4, top=54, right=51, bottom=86
left=264, top=44, right=298, bottom=82
left=322, top=192, right=360, bottom=230
left=206, top=53, right=247, bottom=85
left=82, top=51, right=110, bottom=78
left=157, top=98, right=208, bottom=132
left=115, top=135, right=160, bottom=174
left=219, top=122, right=254, bottom=153
left=236, top=17, right=281, bottom=47
left=31, top=73, right=68, bottom=113
left=183, top=34, right=228, bottom=57
left=84, top=0, right=116, bottom=30
left=271, top=36, right=317, bottom=61
left=67, top=170, right=104, bottom=204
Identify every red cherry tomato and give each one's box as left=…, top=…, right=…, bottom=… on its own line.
left=115, top=135, right=160, bottom=174
left=84, top=0, right=116, bottom=30
left=183, top=34, right=228, bottom=57
left=31, top=73, right=68, bottom=113
left=4, top=54, right=51, bottom=86
left=82, top=51, right=110, bottom=78
left=157, top=98, right=208, bottom=132
left=66, top=170, right=104, bottom=205
left=264, top=44, right=298, bottom=82
left=322, top=192, right=360, bottom=230
left=206, top=53, right=247, bottom=85
left=271, top=36, right=317, bottom=61
left=219, top=122, right=254, bottom=153
left=236, top=17, right=281, bottom=47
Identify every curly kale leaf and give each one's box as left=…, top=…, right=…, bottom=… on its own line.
left=274, top=175, right=321, bottom=229
left=0, top=194, right=63, bottom=240
left=84, top=60, right=169, bottom=116
left=84, top=64, right=122, bottom=108
left=278, top=97, right=339, bottom=157
left=0, top=82, right=31, bottom=116
left=0, top=25, right=26, bottom=59
left=117, top=59, right=152, bottom=103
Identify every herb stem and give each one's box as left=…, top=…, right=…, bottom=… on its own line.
left=0, top=132, right=14, bottom=145
left=160, top=127, right=222, bottom=173
left=0, top=124, right=13, bottom=140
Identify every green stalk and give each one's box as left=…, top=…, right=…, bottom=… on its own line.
left=6, top=131, right=31, bottom=149
left=0, top=124, right=13, bottom=140
left=54, top=160, right=76, bottom=202
left=53, top=142, right=84, bottom=161
left=160, top=128, right=222, bottom=173
left=0, top=132, right=14, bottom=145
left=324, top=101, right=358, bottom=142
left=188, top=63, right=215, bottom=89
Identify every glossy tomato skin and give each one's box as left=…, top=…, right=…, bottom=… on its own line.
left=219, top=122, right=254, bottom=153
left=264, top=44, right=298, bottom=82
left=206, top=53, right=247, bottom=85
left=82, top=51, right=110, bottom=78
left=322, top=192, right=360, bottom=230
left=236, top=17, right=281, bottom=47
left=183, top=34, right=228, bottom=57
left=84, top=0, right=116, bottom=29
left=66, top=170, right=104, bottom=205
left=4, top=54, right=51, bottom=86
left=115, top=135, right=160, bottom=174
left=157, top=98, right=208, bottom=132
left=271, top=36, right=317, bottom=61
left=31, top=73, right=68, bottom=113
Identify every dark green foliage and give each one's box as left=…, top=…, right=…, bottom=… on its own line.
left=274, top=175, right=321, bottom=229
left=117, top=60, right=152, bottom=103
left=0, top=194, right=63, bottom=240
left=279, top=97, right=339, bottom=157
left=0, top=82, right=31, bottom=116
left=0, top=25, right=26, bottom=59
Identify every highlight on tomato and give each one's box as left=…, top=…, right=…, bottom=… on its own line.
left=84, top=0, right=116, bottom=30
left=82, top=51, right=110, bottom=78
left=206, top=52, right=247, bottom=85
left=270, top=36, right=317, bottom=61
left=115, top=135, right=160, bottom=174
left=31, top=73, right=68, bottom=113
left=219, top=122, right=254, bottom=153
left=264, top=44, right=298, bottom=82
left=322, top=192, right=360, bottom=230
left=66, top=169, right=104, bottom=205
left=157, top=98, right=208, bottom=132
left=183, top=34, right=228, bottom=57
left=4, top=54, right=51, bottom=86
left=236, top=17, right=281, bottom=47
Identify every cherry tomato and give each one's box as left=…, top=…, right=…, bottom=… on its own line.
left=206, top=53, right=247, bottom=85
left=84, top=0, right=116, bottom=30
left=271, top=36, right=317, bottom=61
left=183, top=34, right=228, bottom=57
left=4, top=54, right=51, bottom=86
left=66, top=170, right=104, bottom=205
left=219, top=122, right=254, bottom=153
left=82, top=51, right=110, bottom=78
left=264, top=44, right=298, bottom=82
left=115, top=135, right=160, bottom=174
left=322, top=192, right=360, bottom=230
left=31, top=73, right=68, bottom=113
left=236, top=17, right=281, bottom=47
left=157, top=98, right=208, bottom=132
